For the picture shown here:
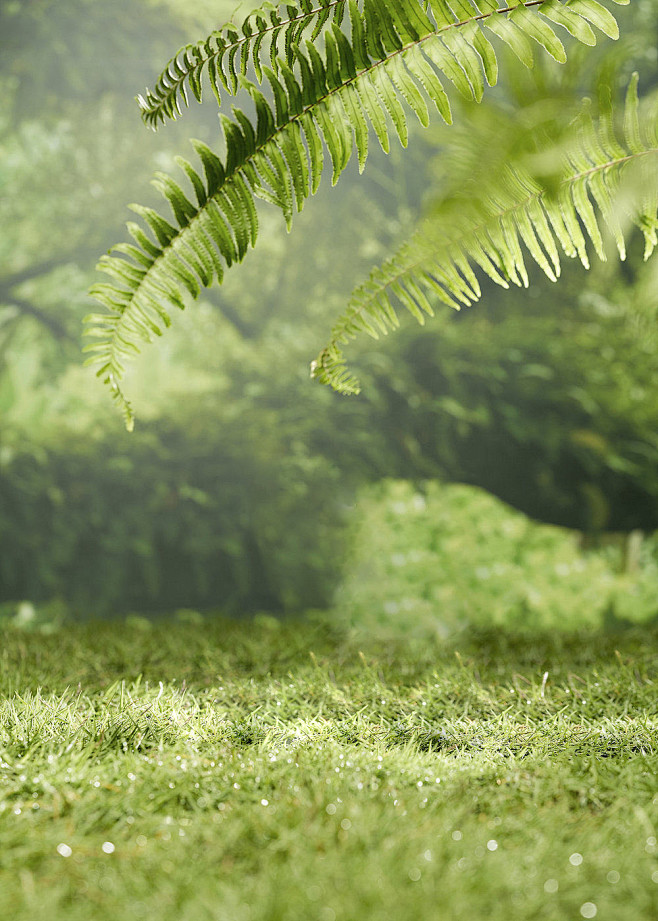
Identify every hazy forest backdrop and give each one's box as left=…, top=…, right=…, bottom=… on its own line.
left=2, top=0, right=658, bottom=634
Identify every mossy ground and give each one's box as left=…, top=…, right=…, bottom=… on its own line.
left=1, top=617, right=657, bottom=920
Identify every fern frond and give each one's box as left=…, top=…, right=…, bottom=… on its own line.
left=138, top=0, right=625, bottom=128
left=312, top=75, right=658, bottom=394
left=137, top=0, right=349, bottom=127
left=89, top=0, right=627, bottom=426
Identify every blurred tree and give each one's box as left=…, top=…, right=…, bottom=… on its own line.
left=0, top=0, right=414, bottom=615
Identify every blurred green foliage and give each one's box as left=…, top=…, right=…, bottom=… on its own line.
left=2, top=0, right=658, bottom=619
left=359, top=252, right=658, bottom=533
left=338, top=479, right=658, bottom=638
left=0, top=406, right=348, bottom=616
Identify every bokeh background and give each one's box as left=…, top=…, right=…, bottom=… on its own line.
left=2, top=0, right=658, bottom=633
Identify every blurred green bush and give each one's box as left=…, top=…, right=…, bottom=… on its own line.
left=337, top=479, right=658, bottom=638
left=0, top=405, right=347, bottom=617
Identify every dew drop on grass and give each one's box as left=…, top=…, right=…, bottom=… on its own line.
left=452, top=830, right=462, bottom=841
left=487, top=840, right=498, bottom=851
left=569, top=853, right=583, bottom=866
left=56, top=844, right=72, bottom=858
left=101, top=842, right=115, bottom=854
left=580, top=902, right=597, bottom=919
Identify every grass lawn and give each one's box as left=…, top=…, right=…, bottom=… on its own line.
left=1, top=616, right=657, bottom=920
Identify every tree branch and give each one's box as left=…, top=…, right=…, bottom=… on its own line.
left=0, top=245, right=100, bottom=290
left=0, top=295, right=76, bottom=343
left=0, top=258, right=65, bottom=290
left=205, top=291, right=258, bottom=340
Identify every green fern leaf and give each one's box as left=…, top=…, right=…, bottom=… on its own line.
left=312, top=77, right=658, bottom=394
left=137, top=0, right=626, bottom=128
left=138, top=0, right=349, bottom=128
left=90, top=0, right=627, bottom=425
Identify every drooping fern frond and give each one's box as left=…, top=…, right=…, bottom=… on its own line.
left=87, top=0, right=627, bottom=427
left=311, top=74, right=658, bottom=394
left=139, top=0, right=624, bottom=128
left=137, top=0, right=349, bottom=127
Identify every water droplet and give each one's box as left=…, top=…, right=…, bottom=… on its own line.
left=580, top=902, right=597, bottom=919
left=326, top=804, right=336, bottom=815
left=102, top=842, right=115, bottom=854
left=452, top=830, right=462, bottom=841
left=569, top=853, right=583, bottom=866
left=487, top=840, right=498, bottom=851
left=261, top=799, right=269, bottom=806
left=56, top=844, right=72, bottom=858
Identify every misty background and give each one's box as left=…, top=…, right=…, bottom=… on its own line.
left=2, top=0, right=658, bottom=633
